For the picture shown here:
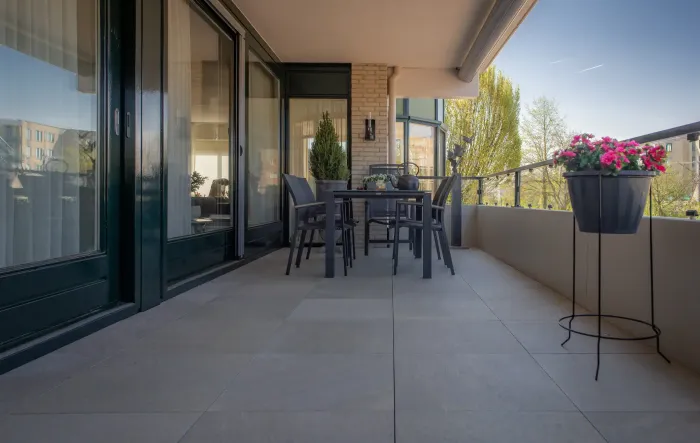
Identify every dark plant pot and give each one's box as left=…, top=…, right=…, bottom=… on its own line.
left=315, top=180, right=348, bottom=202
left=564, top=170, right=656, bottom=235
left=365, top=181, right=377, bottom=191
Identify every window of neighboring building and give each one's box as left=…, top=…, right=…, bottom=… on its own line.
left=47, top=133, right=54, bottom=143
left=24, top=146, right=31, bottom=157
left=666, top=142, right=673, bottom=152
left=26, top=128, right=31, bottom=141
left=35, top=130, right=43, bottom=141
left=36, top=148, right=43, bottom=159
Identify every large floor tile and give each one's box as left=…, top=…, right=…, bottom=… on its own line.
left=505, top=319, right=654, bottom=354
left=128, top=318, right=283, bottom=354
left=393, top=294, right=496, bottom=320
left=396, top=411, right=606, bottom=443
left=482, top=296, right=572, bottom=321
left=14, top=352, right=252, bottom=413
left=180, top=411, right=393, bottom=443
left=395, top=353, right=576, bottom=412
left=210, top=354, right=393, bottom=412
left=263, top=321, right=392, bottom=354
left=585, top=412, right=700, bottom=443
left=393, top=273, right=472, bottom=295
left=395, top=319, right=524, bottom=354
left=534, top=354, right=700, bottom=411
left=288, top=299, right=392, bottom=321
left=187, top=294, right=304, bottom=322
left=0, top=413, right=200, bottom=443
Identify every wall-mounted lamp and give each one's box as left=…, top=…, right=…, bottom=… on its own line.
left=364, top=112, right=376, bottom=141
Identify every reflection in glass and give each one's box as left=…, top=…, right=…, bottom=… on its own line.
left=0, top=0, right=99, bottom=269
left=289, top=99, right=347, bottom=193
left=167, top=0, right=233, bottom=238
left=247, top=51, right=281, bottom=227
left=409, top=123, right=436, bottom=190
left=395, top=122, right=405, bottom=164
left=408, top=98, right=436, bottom=120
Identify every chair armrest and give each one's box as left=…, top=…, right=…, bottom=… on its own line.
left=295, top=201, right=343, bottom=210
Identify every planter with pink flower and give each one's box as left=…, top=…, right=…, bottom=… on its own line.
left=553, top=134, right=668, bottom=234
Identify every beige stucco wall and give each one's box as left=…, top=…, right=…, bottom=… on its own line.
left=474, top=205, right=700, bottom=373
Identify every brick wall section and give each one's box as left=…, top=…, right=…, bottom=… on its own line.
left=350, top=64, right=388, bottom=247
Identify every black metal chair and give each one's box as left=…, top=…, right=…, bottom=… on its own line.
left=283, top=174, right=354, bottom=276
left=392, top=175, right=457, bottom=276
left=364, top=163, right=417, bottom=255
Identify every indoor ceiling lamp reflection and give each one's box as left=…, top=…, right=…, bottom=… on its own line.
left=9, top=171, right=23, bottom=189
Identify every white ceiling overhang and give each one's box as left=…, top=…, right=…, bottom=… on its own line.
left=233, top=0, right=537, bottom=98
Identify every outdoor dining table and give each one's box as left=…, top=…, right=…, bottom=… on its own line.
left=324, top=189, right=432, bottom=278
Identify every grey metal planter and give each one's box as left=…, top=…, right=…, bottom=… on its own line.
left=315, top=180, right=348, bottom=202
left=564, top=170, right=656, bottom=234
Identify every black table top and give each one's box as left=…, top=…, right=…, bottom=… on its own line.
left=331, top=189, right=430, bottom=199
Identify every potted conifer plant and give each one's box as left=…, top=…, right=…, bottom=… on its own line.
left=309, top=111, right=349, bottom=201
left=554, top=134, right=668, bottom=234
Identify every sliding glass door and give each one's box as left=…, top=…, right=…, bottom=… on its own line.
left=165, top=0, right=238, bottom=284
left=0, top=0, right=122, bottom=349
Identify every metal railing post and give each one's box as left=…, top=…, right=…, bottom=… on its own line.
left=451, top=175, right=462, bottom=247
left=477, top=178, right=484, bottom=205
left=514, top=171, right=521, bottom=207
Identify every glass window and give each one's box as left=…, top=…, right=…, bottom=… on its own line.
left=396, top=99, right=405, bottom=116
left=666, top=143, right=673, bottom=152
left=166, top=0, right=234, bottom=238
left=408, top=98, right=436, bottom=120
left=289, top=99, right=347, bottom=191
left=409, top=123, right=436, bottom=190
left=437, top=99, right=444, bottom=122
left=0, top=0, right=99, bottom=270
left=395, top=122, right=405, bottom=164
left=247, top=51, right=281, bottom=227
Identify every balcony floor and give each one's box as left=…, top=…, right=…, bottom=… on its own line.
left=2, top=246, right=700, bottom=442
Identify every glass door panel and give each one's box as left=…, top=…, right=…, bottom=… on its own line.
left=166, top=0, right=234, bottom=239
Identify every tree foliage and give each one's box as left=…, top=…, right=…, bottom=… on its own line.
left=520, top=96, right=571, bottom=210
left=445, top=66, right=522, bottom=179
left=310, top=111, right=349, bottom=180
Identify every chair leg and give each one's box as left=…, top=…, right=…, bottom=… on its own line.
left=351, top=227, right=357, bottom=260
left=346, top=229, right=353, bottom=268
left=364, top=221, right=370, bottom=256
left=433, top=230, right=442, bottom=261
left=408, top=228, right=413, bottom=251
left=286, top=225, right=298, bottom=275
left=386, top=225, right=390, bottom=248
left=393, top=225, right=400, bottom=275
left=439, top=229, right=455, bottom=275
left=305, top=230, right=315, bottom=259
left=295, top=229, right=307, bottom=268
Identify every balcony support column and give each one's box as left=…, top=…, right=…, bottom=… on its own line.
left=387, top=67, right=400, bottom=163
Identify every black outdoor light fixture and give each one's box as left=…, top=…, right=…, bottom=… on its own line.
left=687, top=209, right=698, bottom=220
left=364, top=112, right=375, bottom=141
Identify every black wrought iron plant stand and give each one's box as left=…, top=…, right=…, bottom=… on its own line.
left=559, top=174, right=670, bottom=380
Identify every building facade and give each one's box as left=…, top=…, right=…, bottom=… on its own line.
left=0, top=0, right=535, bottom=371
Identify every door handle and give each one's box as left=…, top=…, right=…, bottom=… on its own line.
left=114, top=108, right=120, bottom=136
left=239, top=145, right=243, bottom=156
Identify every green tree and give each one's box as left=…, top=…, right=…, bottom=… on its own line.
left=310, top=111, right=349, bottom=180
left=445, top=66, right=521, bottom=203
left=520, top=96, right=570, bottom=210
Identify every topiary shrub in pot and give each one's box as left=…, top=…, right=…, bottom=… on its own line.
left=554, top=134, right=668, bottom=234
left=310, top=111, right=349, bottom=201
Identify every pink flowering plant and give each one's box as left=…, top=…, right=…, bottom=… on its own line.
left=553, top=134, right=668, bottom=175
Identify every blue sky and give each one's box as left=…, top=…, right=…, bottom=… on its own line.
left=493, top=0, right=700, bottom=140
left=0, top=47, right=97, bottom=131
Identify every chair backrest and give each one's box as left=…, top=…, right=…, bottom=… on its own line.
left=434, top=175, right=456, bottom=207
left=283, top=174, right=317, bottom=221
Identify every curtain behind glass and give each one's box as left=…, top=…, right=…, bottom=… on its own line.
left=0, top=0, right=98, bottom=270
left=166, top=0, right=233, bottom=239
left=247, top=51, right=280, bottom=227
